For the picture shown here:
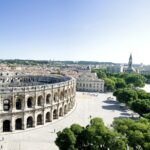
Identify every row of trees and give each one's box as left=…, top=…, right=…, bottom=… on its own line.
left=92, top=69, right=146, bottom=91
left=55, top=117, right=150, bottom=150
left=113, top=88, right=150, bottom=120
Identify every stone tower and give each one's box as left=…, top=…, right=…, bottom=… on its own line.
left=126, top=53, right=136, bottom=73
left=128, top=53, right=132, bottom=69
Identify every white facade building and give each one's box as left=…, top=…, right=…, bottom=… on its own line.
left=76, top=73, right=104, bottom=92
left=107, top=65, right=124, bottom=74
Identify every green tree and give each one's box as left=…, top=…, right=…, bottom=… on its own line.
left=70, top=124, right=83, bottom=137
left=113, top=88, right=138, bottom=104
left=136, top=89, right=150, bottom=99
left=55, top=118, right=127, bottom=150
left=115, top=78, right=126, bottom=89
left=92, top=69, right=107, bottom=79
left=104, top=78, right=115, bottom=91
left=113, top=118, right=150, bottom=150
left=130, top=99, right=150, bottom=115
left=55, top=128, right=76, bottom=150
left=70, top=124, right=84, bottom=149
left=125, top=74, right=145, bottom=87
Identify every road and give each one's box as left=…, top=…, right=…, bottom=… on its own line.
left=0, top=92, right=133, bottom=150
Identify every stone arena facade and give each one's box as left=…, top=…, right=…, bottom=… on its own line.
left=0, top=73, right=76, bottom=132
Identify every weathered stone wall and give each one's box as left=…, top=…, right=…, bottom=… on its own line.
left=0, top=75, right=76, bottom=132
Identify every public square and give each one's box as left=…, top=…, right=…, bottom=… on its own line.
left=0, top=92, right=134, bottom=150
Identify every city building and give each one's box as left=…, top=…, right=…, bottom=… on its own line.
left=106, top=65, right=124, bottom=74
left=76, top=73, right=104, bottom=92
left=0, top=73, right=76, bottom=132
left=125, top=54, right=136, bottom=73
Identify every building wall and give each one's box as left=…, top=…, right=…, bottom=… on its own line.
left=76, top=80, right=104, bottom=92
left=106, top=66, right=124, bottom=74
left=0, top=77, right=76, bottom=132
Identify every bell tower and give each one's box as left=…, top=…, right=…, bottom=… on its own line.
left=128, top=53, right=132, bottom=69
left=126, top=53, right=135, bottom=73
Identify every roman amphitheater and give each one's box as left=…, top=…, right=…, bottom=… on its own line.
left=0, top=72, right=76, bottom=132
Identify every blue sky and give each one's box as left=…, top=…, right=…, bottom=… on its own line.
left=0, top=0, right=150, bottom=64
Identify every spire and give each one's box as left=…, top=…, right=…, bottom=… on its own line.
left=129, top=53, right=132, bottom=61
left=126, top=53, right=136, bottom=73
left=128, top=53, right=132, bottom=68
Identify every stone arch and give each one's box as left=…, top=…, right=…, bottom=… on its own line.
left=27, top=116, right=33, bottom=128
left=15, top=118, right=22, bottom=130
left=3, top=120, right=11, bottom=132
left=60, top=91, right=64, bottom=100
left=37, top=95, right=43, bottom=106
left=59, top=107, right=63, bottom=116
left=16, top=98, right=22, bottom=110
left=46, top=112, right=51, bottom=122
left=68, top=88, right=71, bottom=95
left=64, top=90, right=68, bottom=99
left=3, top=99, right=11, bottom=111
left=27, top=97, right=33, bottom=108
left=46, top=94, right=51, bottom=104
left=68, top=103, right=72, bottom=110
left=64, top=105, right=68, bottom=114
left=71, top=87, right=74, bottom=94
left=54, top=93, right=58, bottom=102
left=37, top=114, right=42, bottom=125
left=53, top=109, right=58, bottom=119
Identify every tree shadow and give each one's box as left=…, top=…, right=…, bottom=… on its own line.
left=102, top=105, right=127, bottom=112
left=114, top=116, right=139, bottom=120
left=120, top=112, right=131, bottom=116
left=103, top=100, right=119, bottom=105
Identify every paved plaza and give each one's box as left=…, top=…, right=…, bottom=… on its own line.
left=0, top=92, right=134, bottom=150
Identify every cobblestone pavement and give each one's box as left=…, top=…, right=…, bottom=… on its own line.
left=0, top=92, right=133, bottom=150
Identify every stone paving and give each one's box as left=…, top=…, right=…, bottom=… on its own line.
left=0, top=92, right=134, bottom=150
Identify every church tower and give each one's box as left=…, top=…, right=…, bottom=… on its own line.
left=128, top=53, right=132, bottom=69
left=126, top=53, right=136, bottom=73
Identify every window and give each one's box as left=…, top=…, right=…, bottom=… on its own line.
left=16, top=98, right=22, bottom=110
left=3, top=99, right=10, bottom=111
left=27, top=97, right=33, bottom=108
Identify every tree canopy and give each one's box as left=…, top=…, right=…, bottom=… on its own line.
left=55, top=117, right=150, bottom=150
left=125, top=74, right=145, bottom=87
left=113, top=88, right=138, bottom=104
left=55, top=118, right=127, bottom=150
left=113, top=118, right=150, bottom=150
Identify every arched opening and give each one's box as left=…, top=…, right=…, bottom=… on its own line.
left=46, top=112, right=50, bottom=122
left=27, top=116, right=33, bottom=128
left=64, top=90, right=68, bottom=99
left=15, top=118, right=22, bottom=130
left=71, top=87, right=74, bottom=94
left=46, top=94, right=51, bottom=104
left=27, top=97, right=33, bottom=108
left=3, top=99, right=10, bottom=111
left=68, top=89, right=71, bottom=96
left=69, top=103, right=71, bottom=110
left=53, top=109, right=58, bottom=119
left=64, top=105, right=67, bottom=114
left=54, top=93, right=58, bottom=102
left=37, top=114, right=42, bottom=125
left=16, top=98, right=22, bottom=110
left=37, top=96, right=43, bottom=106
left=3, top=120, right=11, bottom=132
left=60, top=92, right=64, bottom=100
left=59, top=107, right=63, bottom=116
